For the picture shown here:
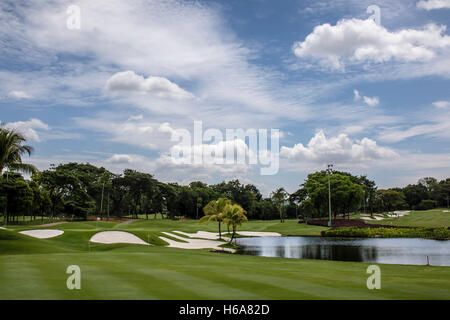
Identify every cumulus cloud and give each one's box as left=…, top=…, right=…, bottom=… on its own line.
left=106, top=71, right=194, bottom=100
left=2, top=118, right=49, bottom=142
left=280, top=130, right=397, bottom=164
left=417, top=0, right=450, bottom=10
left=432, top=100, right=450, bottom=108
left=353, top=89, right=379, bottom=106
left=106, top=154, right=139, bottom=164
left=170, top=139, right=252, bottom=165
left=293, top=19, right=450, bottom=69
left=8, top=90, right=33, bottom=100
left=363, top=96, right=379, bottom=107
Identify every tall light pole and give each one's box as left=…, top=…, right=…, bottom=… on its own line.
left=100, top=180, right=105, bottom=218
left=327, top=164, right=333, bottom=227
left=3, top=172, right=8, bottom=225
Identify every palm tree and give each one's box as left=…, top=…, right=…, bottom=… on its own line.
left=223, top=203, right=247, bottom=243
left=0, top=127, right=37, bottom=175
left=271, top=187, right=288, bottom=223
left=1, top=127, right=37, bottom=225
left=200, top=198, right=231, bottom=239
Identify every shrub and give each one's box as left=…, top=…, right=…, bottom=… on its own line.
left=416, top=199, right=436, bottom=210
left=323, top=227, right=449, bottom=240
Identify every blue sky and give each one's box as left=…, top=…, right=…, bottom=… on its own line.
left=1, top=0, right=449, bottom=195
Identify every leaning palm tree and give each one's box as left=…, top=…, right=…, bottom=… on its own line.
left=0, top=127, right=37, bottom=175
left=1, top=127, right=37, bottom=225
left=200, top=198, right=231, bottom=239
left=223, top=203, right=247, bottom=243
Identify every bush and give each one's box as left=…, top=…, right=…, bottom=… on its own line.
left=416, top=199, right=436, bottom=210
left=322, top=227, right=449, bottom=240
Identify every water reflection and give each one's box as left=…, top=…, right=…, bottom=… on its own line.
left=235, top=236, right=450, bottom=266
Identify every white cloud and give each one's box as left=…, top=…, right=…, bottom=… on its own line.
left=2, top=118, right=50, bottom=142
left=378, top=106, right=450, bottom=142
left=106, top=154, right=139, bottom=164
left=127, top=115, right=144, bottom=121
left=293, top=19, right=450, bottom=69
left=280, top=130, right=397, bottom=164
left=379, top=122, right=450, bottom=143
left=170, top=139, right=252, bottom=165
left=363, top=96, right=379, bottom=107
left=432, top=100, right=450, bottom=108
left=102, top=152, right=250, bottom=182
left=3, top=0, right=304, bottom=121
left=74, top=116, right=173, bottom=150
left=7, top=90, right=33, bottom=100
left=353, top=89, right=379, bottom=106
left=417, top=0, right=450, bottom=10
left=106, top=71, right=194, bottom=100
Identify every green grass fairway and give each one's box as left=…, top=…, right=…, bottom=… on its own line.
left=1, top=219, right=449, bottom=299
left=365, top=209, right=450, bottom=228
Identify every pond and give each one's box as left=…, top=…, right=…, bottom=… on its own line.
left=235, top=236, right=450, bottom=266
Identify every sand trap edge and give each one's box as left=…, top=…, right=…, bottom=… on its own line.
left=90, top=231, right=150, bottom=246
left=19, top=229, right=64, bottom=239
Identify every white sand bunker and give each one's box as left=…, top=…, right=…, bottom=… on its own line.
left=160, top=232, right=234, bottom=253
left=90, top=231, right=149, bottom=245
left=173, top=230, right=220, bottom=240
left=393, top=210, right=410, bottom=217
left=236, top=231, right=281, bottom=237
left=361, top=216, right=384, bottom=221
left=19, top=229, right=64, bottom=239
left=0, top=227, right=7, bottom=230
left=173, top=230, right=281, bottom=239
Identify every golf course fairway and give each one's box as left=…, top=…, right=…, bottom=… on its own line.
left=0, top=220, right=449, bottom=299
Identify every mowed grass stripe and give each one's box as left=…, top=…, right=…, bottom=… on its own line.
left=124, top=251, right=264, bottom=299
left=0, top=254, right=70, bottom=299
left=87, top=253, right=205, bottom=299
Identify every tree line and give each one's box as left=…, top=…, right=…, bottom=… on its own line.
left=1, top=126, right=449, bottom=223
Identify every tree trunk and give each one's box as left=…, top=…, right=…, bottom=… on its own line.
left=230, top=225, right=236, bottom=243
left=218, top=221, right=222, bottom=239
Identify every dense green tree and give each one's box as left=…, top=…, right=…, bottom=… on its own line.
left=403, top=183, right=429, bottom=209
left=304, top=171, right=364, bottom=218
left=39, top=164, right=96, bottom=219
left=375, top=189, right=408, bottom=212
left=211, top=180, right=261, bottom=217
left=1, top=172, right=33, bottom=223
left=298, top=199, right=316, bottom=219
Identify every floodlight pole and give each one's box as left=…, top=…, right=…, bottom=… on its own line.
left=100, top=181, right=105, bottom=218
left=3, top=172, right=8, bottom=225
left=327, top=164, right=333, bottom=227
left=196, top=197, right=199, bottom=220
